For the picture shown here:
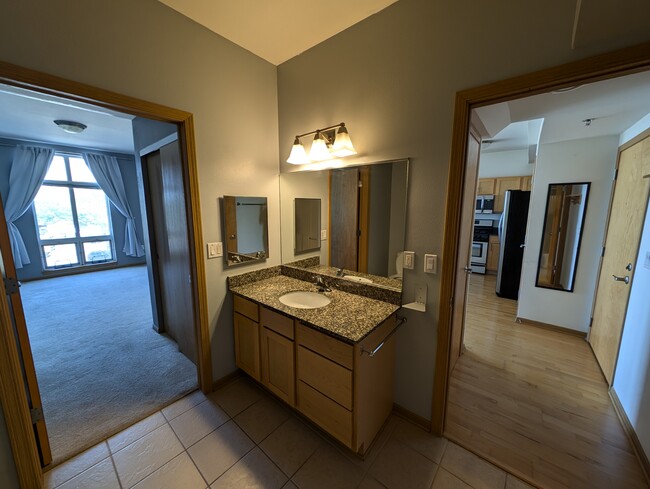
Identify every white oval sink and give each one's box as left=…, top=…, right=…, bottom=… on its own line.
left=342, top=275, right=373, bottom=284
left=279, top=291, right=331, bottom=309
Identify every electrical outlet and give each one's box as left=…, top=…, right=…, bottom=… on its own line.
left=207, top=242, right=223, bottom=259
left=321, top=229, right=327, bottom=240
left=424, top=254, right=437, bottom=274
left=403, top=251, right=415, bottom=270
left=644, top=251, right=650, bottom=270
left=415, top=284, right=427, bottom=304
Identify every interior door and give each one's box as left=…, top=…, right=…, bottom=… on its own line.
left=330, top=167, right=360, bottom=270
left=0, top=200, right=52, bottom=466
left=589, top=134, right=650, bottom=384
left=143, top=140, right=197, bottom=364
left=449, top=128, right=481, bottom=371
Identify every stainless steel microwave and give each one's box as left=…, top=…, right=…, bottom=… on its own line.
left=476, top=194, right=495, bottom=213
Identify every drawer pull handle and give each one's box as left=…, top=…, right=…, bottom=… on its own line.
left=361, top=315, right=407, bottom=357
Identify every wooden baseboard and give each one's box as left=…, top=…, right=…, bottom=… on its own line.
left=211, top=370, right=243, bottom=392
left=609, top=388, right=650, bottom=485
left=392, top=403, right=431, bottom=431
left=516, top=317, right=587, bottom=338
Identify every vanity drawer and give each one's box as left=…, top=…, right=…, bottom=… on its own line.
left=260, top=307, right=294, bottom=340
left=297, top=345, right=352, bottom=410
left=234, top=295, right=259, bottom=322
left=296, top=322, right=353, bottom=370
left=298, top=380, right=352, bottom=447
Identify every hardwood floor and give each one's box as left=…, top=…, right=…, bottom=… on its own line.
left=446, top=273, right=649, bottom=489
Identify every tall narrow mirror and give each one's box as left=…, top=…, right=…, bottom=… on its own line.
left=222, top=195, right=269, bottom=266
left=536, top=182, right=590, bottom=292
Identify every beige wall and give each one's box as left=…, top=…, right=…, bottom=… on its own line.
left=0, top=0, right=278, bottom=479
left=277, top=0, right=650, bottom=418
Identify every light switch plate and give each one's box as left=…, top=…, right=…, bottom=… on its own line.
left=403, top=251, right=415, bottom=269
left=644, top=251, right=650, bottom=270
left=207, top=242, right=223, bottom=259
left=424, top=254, right=437, bottom=274
left=321, top=229, right=327, bottom=240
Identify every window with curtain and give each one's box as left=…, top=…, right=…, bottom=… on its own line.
left=31, top=153, right=116, bottom=270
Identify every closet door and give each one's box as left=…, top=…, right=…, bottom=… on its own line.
left=330, top=168, right=359, bottom=271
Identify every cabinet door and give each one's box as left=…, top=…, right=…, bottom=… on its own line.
left=521, top=175, right=532, bottom=191
left=261, top=326, right=295, bottom=406
left=494, top=177, right=523, bottom=212
left=477, top=178, right=496, bottom=195
left=234, top=312, right=260, bottom=381
left=487, top=242, right=500, bottom=272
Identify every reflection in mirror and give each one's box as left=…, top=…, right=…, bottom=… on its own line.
left=536, top=182, right=590, bottom=292
left=280, top=159, right=408, bottom=290
left=295, top=198, right=321, bottom=254
left=222, top=195, right=269, bottom=266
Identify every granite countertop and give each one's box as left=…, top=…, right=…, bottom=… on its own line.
left=303, top=265, right=402, bottom=291
left=230, top=275, right=399, bottom=344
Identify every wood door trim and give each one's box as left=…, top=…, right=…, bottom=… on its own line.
left=433, top=40, right=650, bottom=435
left=0, top=60, right=212, bottom=486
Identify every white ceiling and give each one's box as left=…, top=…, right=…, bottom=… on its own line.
left=157, top=0, right=400, bottom=65
left=476, top=69, right=650, bottom=154
left=0, top=85, right=135, bottom=153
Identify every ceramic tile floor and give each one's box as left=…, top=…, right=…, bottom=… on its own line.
left=44, top=376, right=536, bottom=489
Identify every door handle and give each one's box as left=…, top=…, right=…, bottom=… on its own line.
left=464, top=266, right=473, bottom=274
left=612, top=274, right=630, bottom=284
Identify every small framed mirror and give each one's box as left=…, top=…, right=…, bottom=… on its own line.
left=222, top=195, right=269, bottom=266
left=294, top=198, right=321, bottom=254
left=536, top=182, right=590, bottom=292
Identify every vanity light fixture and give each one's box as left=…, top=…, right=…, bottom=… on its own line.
left=286, top=122, right=357, bottom=164
left=54, top=120, right=87, bottom=134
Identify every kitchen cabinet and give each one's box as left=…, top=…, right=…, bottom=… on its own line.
left=234, top=296, right=260, bottom=381
left=477, top=178, right=496, bottom=195
left=260, top=307, right=295, bottom=406
left=494, top=176, right=523, bottom=212
left=521, top=175, right=532, bottom=191
left=487, top=234, right=500, bottom=273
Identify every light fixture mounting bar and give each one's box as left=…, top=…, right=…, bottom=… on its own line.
left=294, top=122, right=345, bottom=140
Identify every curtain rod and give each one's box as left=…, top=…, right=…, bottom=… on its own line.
left=0, top=137, right=135, bottom=159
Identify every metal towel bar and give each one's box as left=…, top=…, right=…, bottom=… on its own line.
left=361, top=315, right=407, bottom=357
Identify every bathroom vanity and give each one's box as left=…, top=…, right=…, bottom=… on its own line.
left=229, top=271, right=401, bottom=456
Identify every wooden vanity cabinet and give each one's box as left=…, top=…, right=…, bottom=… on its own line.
left=233, top=296, right=261, bottom=381
left=296, top=316, right=396, bottom=455
left=260, top=307, right=295, bottom=407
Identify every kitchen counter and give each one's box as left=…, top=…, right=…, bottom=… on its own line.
left=230, top=275, right=399, bottom=344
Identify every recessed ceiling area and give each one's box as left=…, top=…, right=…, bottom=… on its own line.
left=0, top=84, right=135, bottom=153
left=157, top=0, right=400, bottom=65
left=475, top=69, right=650, bottom=154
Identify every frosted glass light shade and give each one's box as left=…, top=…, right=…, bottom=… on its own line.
left=287, top=139, right=309, bottom=164
left=331, top=125, right=356, bottom=157
left=309, top=134, right=332, bottom=161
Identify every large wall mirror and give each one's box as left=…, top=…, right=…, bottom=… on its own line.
left=221, top=195, right=269, bottom=266
left=279, top=159, right=408, bottom=290
left=536, top=182, right=590, bottom=292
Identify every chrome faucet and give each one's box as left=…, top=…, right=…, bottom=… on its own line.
left=313, top=275, right=331, bottom=292
left=336, top=267, right=345, bottom=277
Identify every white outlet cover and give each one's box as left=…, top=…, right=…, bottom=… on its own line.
left=424, top=254, right=437, bottom=274
left=321, top=229, right=327, bottom=240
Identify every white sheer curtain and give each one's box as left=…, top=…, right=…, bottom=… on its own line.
left=4, top=146, right=55, bottom=268
left=84, top=153, right=145, bottom=257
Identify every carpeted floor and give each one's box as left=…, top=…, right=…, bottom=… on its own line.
left=20, top=265, right=197, bottom=465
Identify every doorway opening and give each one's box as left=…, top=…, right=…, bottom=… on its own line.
left=434, top=44, right=650, bottom=489
left=0, top=61, right=211, bottom=486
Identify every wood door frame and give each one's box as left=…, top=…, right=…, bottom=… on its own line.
left=432, top=41, right=650, bottom=435
left=0, top=60, right=212, bottom=488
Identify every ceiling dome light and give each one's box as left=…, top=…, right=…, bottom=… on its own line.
left=287, top=137, right=309, bottom=164
left=54, top=120, right=87, bottom=134
left=309, top=132, right=332, bottom=161
left=330, top=123, right=356, bottom=157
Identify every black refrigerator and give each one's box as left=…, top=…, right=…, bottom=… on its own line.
left=496, top=190, right=530, bottom=300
